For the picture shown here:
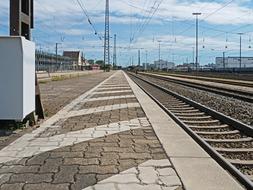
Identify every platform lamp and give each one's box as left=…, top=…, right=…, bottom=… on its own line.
left=10, top=0, right=44, bottom=120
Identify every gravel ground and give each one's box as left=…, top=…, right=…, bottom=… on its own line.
left=137, top=74, right=253, bottom=126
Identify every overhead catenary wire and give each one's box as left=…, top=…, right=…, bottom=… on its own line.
left=75, top=0, right=103, bottom=41
left=131, top=0, right=164, bottom=44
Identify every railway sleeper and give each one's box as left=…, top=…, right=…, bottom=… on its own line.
left=174, top=112, right=206, bottom=117
left=166, top=106, right=195, bottom=110
left=198, top=133, right=245, bottom=140
left=215, top=147, right=253, bottom=153
left=228, top=159, right=253, bottom=166
left=166, top=105, right=192, bottom=109
left=196, top=130, right=240, bottom=135
left=189, top=124, right=231, bottom=132
left=182, top=119, right=220, bottom=125
left=204, top=137, right=253, bottom=143
left=170, top=109, right=200, bottom=113
left=177, top=115, right=212, bottom=121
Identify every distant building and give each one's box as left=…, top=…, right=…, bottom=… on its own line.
left=215, top=57, right=253, bottom=69
left=154, top=60, right=175, bottom=70
left=175, top=63, right=198, bottom=71
left=35, top=50, right=73, bottom=72
left=63, top=51, right=83, bottom=69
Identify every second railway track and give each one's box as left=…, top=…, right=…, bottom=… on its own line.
left=128, top=72, right=253, bottom=189
left=139, top=72, right=253, bottom=103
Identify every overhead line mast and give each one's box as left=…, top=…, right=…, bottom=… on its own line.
left=104, top=0, right=110, bottom=70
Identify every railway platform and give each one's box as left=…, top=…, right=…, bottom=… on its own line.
left=0, top=71, right=246, bottom=190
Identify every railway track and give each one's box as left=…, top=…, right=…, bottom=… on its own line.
left=139, top=72, right=253, bottom=103
left=152, top=72, right=253, bottom=87
left=128, top=72, right=253, bottom=189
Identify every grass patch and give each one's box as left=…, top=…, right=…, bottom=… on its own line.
left=51, top=75, right=68, bottom=81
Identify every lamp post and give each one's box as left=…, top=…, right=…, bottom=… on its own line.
left=55, top=43, right=61, bottom=72
left=157, top=40, right=162, bottom=70
left=238, top=33, right=243, bottom=72
left=192, top=13, right=201, bottom=72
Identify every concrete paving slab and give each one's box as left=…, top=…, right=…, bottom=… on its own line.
left=171, top=157, right=245, bottom=190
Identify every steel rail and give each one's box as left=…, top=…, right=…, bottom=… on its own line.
left=139, top=72, right=253, bottom=103
left=128, top=72, right=253, bottom=189
left=152, top=73, right=253, bottom=88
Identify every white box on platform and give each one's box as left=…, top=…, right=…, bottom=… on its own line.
left=0, top=36, right=35, bottom=121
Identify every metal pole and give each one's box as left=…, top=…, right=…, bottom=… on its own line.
left=104, top=0, right=110, bottom=71
left=138, top=50, right=141, bottom=67
left=56, top=43, right=58, bottom=72
left=193, top=13, right=201, bottom=72
left=192, top=47, right=195, bottom=68
left=113, top=34, right=117, bottom=68
left=223, top=52, right=225, bottom=70
left=158, top=41, right=161, bottom=70
left=239, top=33, right=243, bottom=72
left=145, top=50, right=148, bottom=71
left=55, top=43, right=61, bottom=72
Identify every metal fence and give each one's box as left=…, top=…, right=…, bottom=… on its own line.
left=35, top=50, right=78, bottom=72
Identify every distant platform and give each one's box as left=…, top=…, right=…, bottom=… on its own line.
left=37, top=70, right=103, bottom=82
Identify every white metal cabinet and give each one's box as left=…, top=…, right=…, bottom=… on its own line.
left=0, top=36, right=35, bottom=121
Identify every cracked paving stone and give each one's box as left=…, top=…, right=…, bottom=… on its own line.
left=53, top=165, right=78, bottom=183
left=64, top=158, right=99, bottom=166
left=159, top=176, right=181, bottom=187
left=0, top=174, right=12, bottom=186
left=162, top=187, right=183, bottom=190
left=152, top=153, right=167, bottom=160
left=119, top=153, right=152, bottom=160
left=117, top=184, right=162, bottom=190
left=0, top=165, right=39, bottom=174
left=92, top=183, right=117, bottom=190
left=9, top=173, right=53, bottom=183
left=117, top=159, right=138, bottom=171
left=79, top=165, right=118, bottom=175
left=26, top=152, right=50, bottom=165
left=24, top=183, right=70, bottom=190
left=71, top=174, right=96, bottom=190
left=50, top=152, right=83, bottom=158
left=139, top=166, right=158, bottom=184
left=96, top=174, right=113, bottom=181
left=39, top=158, right=63, bottom=173
left=157, top=168, right=177, bottom=176
left=0, top=183, right=24, bottom=190
left=102, top=173, right=140, bottom=184
left=103, top=147, right=134, bottom=153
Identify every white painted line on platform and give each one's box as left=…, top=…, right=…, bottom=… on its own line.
left=97, top=87, right=131, bottom=90
left=100, top=84, right=130, bottom=87
left=81, top=95, right=136, bottom=103
left=67, top=103, right=140, bottom=118
left=91, top=90, right=132, bottom=95
left=0, top=118, right=147, bottom=164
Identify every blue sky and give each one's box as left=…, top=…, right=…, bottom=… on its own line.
left=1, top=0, right=253, bottom=67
